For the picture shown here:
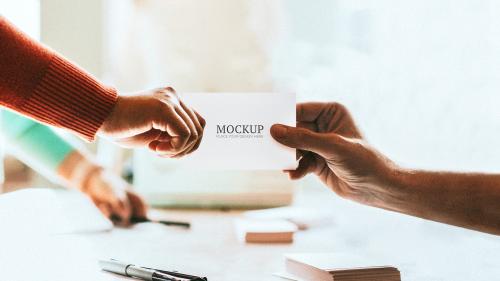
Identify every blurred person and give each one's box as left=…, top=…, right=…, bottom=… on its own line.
left=271, top=102, right=500, bottom=235
left=0, top=16, right=205, bottom=158
left=1, top=110, right=147, bottom=224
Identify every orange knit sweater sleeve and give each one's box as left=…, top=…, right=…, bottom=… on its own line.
left=0, top=16, right=117, bottom=141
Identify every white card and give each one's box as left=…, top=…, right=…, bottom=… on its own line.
left=177, top=92, right=296, bottom=170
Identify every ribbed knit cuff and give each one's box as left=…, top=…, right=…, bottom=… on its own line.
left=22, top=56, right=117, bottom=141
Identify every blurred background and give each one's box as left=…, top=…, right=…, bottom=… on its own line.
left=2, top=3, right=500, bottom=279
left=1, top=0, right=500, bottom=205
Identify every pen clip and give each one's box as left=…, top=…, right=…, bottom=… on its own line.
left=142, top=267, right=207, bottom=281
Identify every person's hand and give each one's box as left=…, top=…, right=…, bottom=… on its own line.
left=98, top=87, right=205, bottom=158
left=58, top=151, right=147, bottom=224
left=272, top=103, right=500, bottom=235
left=270, top=102, right=399, bottom=208
left=82, top=169, right=148, bottom=224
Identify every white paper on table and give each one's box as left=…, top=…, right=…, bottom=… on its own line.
left=175, top=92, right=296, bottom=170
left=0, top=235, right=117, bottom=281
left=0, top=188, right=112, bottom=237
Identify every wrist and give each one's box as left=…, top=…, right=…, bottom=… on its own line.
left=57, top=150, right=102, bottom=191
left=374, top=165, right=415, bottom=212
left=98, top=95, right=124, bottom=136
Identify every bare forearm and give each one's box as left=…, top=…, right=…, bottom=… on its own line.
left=383, top=169, right=500, bottom=235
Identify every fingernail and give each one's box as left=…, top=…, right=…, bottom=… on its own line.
left=271, top=125, right=287, bottom=138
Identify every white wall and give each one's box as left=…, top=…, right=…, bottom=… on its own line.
left=103, top=0, right=500, bottom=173
left=274, top=0, right=500, bottom=172
left=0, top=0, right=40, bottom=39
left=40, top=0, right=104, bottom=77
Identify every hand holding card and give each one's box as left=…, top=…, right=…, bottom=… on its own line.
left=99, top=87, right=205, bottom=158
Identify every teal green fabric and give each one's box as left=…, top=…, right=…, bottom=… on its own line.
left=1, top=110, right=74, bottom=171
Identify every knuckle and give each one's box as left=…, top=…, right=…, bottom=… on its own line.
left=195, top=134, right=203, bottom=143
left=153, top=99, right=170, bottom=114
left=190, top=146, right=200, bottom=154
left=164, top=86, right=176, bottom=94
left=330, top=102, right=347, bottom=113
left=193, top=141, right=201, bottom=150
left=154, top=87, right=179, bottom=102
left=297, top=103, right=305, bottom=118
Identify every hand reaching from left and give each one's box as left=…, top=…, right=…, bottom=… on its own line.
left=98, top=87, right=205, bottom=158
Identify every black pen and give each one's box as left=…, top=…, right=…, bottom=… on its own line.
left=110, top=215, right=191, bottom=228
left=99, top=259, right=207, bottom=281
left=130, top=216, right=191, bottom=228
left=99, top=259, right=179, bottom=281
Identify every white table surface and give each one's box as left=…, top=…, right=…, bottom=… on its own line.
left=1, top=178, right=499, bottom=281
